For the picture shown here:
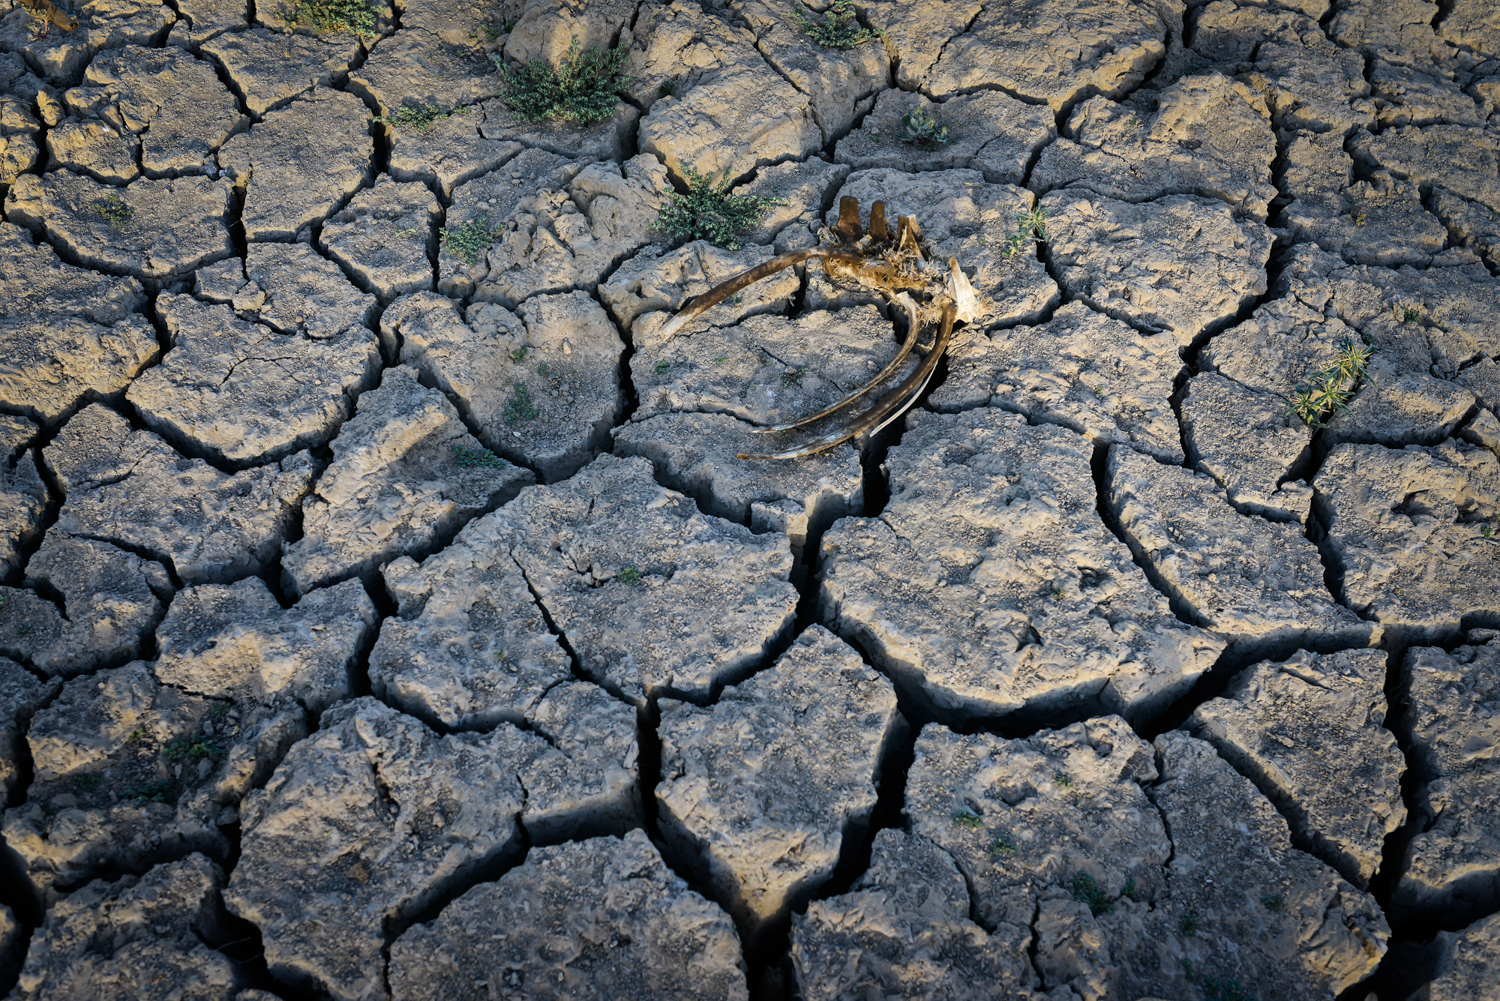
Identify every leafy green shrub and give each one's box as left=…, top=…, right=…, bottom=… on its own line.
left=91, top=195, right=132, bottom=230
left=163, top=737, right=223, bottom=762
left=276, top=0, right=380, bottom=38
left=898, top=107, right=949, bottom=148
left=1072, top=872, right=1113, bottom=916
left=124, top=781, right=175, bottom=803
left=450, top=444, right=508, bottom=468
left=494, top=38, right=627, bottom=125
left=652, top=166, right=785, bottom=250
left=440, top=217, right=497, bottom=267
left=1284, top=337, right=1374, bottom=429
left=617, top=565, right=642, bottom=586
left=790, top=0, right=884, bottom=48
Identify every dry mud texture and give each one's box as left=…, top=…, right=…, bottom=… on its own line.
left=1, top=0, right=1499, bottom=999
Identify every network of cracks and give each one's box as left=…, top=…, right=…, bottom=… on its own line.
left=1, top=0, right=1499, bottom=998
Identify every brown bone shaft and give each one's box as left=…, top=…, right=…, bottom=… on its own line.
left=834, top=196, right=863, bottom=243
left=657, top=247, right=862, bottom=340
left=736, top=302, right=956, bottom=460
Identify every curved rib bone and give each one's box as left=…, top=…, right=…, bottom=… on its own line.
left=754, top=292, right=922, bottom=435
left=655, top=247, right=863, bottom=341
left=736, top=302, right=956, bottom=461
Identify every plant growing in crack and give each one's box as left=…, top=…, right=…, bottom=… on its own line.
left=163, top=737, right=223, bottom=762
left=1003, top=206, right=1046, bottom=260
left=652, top=166, right=786, bottom=250
left=1072, top=872, right=1114, bottom=916
left=450, top=444, right=508, bottom=468
left=790, top=0, right=884, bottom=48
left=494, top=37, right=628, bottom=125
left=1284, top=336, right=1375, bottom=428
left=373, top=103, right=467, bottom=131
left=440, top=216, right=498, bottom=268
left=617, top=565, right=642, bottom=586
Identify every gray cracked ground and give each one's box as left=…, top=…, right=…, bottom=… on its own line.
left=1, top=1, right=1499, bottom=999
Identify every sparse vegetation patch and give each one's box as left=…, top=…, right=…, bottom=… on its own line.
left=275, top=0, right=380, bottom=38
left=91, top=194, right=133, bottom=231
left=440, top=216, right=498, bottom=267
left=1284, top=337, right=1374, bottom=429
left=495, top=38, right=627, bottom=125
left=652, top=166, right=785, bottom=250
left=790, top=0, right=884, bottom=48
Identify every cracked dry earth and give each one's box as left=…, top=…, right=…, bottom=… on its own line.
left=2, top=0, right=1500, bottom=999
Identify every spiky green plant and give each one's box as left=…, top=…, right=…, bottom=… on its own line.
left=494, top=38, right=628, bottom=125
left=1284, top=337, right=1375, bottom=428
left=898, top=107, right=949, bottom=147
left=651, top=166, right=786, bottom=250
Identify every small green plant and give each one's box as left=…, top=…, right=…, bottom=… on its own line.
left=1121, top=877, right=1142, bottom=901
left=1200, top=977, right=1256, bottom=1001
left=124, top=781, right=175, bottom=803
left=163, top=737, right=223, bottom=762
left=1016, top=206, right=1047, bottom=242
left=440, top=217, right=497, bottom=268
left=714, top=354, right=729, bottom=367
left=898, top=107, right=949, bottom=148
left=374, top=103, right=468, bottom=131
left=1400, top=305, right=1422, bottom=324
left=617, top=565, right=642, bottom=586
left=1179, top=912, right=1199, bottom=936
left=1054, top=772, right=1073, bottom=788
left=495, top=38, right=628, bottom=125
left=511, top=346, right=529, bottom=362
left=790, top=0, right=884, bottom=48
left=209, top=701, right=232, bottom=719
left=988, top=834, right=1017, bottom=857
left=450, top=444, right=508, bottom=468
left=74, top=773, right=102, bottom=792
left=658, top=80, right=674, bottom=98
left=468, top=22, right=503, bottom=43
left=1285, top=337, right=1375, bottom=429
left=655, top=360, right=672, bottom=375
left=276, top=0, right=380, bottom=38
left=91, top=194, right=133, bottom=230
left=1182, top=958, right=1197, bottom=982
left=652, top=166, right=786, bottom=251
left=502, top=383, right=538, bottom=426
left=1260, top=893, right=1284, bottom=912
left=952, top=809, right=984, bottom=829
left=1049, top=585, right=1066, bottom=600
left=125, top=726, right=146, bottom=744
left=1072, top=872, right=1114, bottom=917
left=780, top=366, right=807, bottom=388
left=1483, top=524, right=1494, bottom=540
left=393, top=227, right=421, bottom=238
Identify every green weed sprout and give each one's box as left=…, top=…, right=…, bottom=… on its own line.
left=450, top=444, right=508, bottom=468
left=790, top=0, right=884, bottom=48
left=1072, top=872, right=1114, bottom=917
left=503, top=383, right=538, bottom=426
left=617, top=565, right=643, bottom=586
left=91, top=195, right=132, bottom=230
left=1285, top=337, right=1375, bottom=428
left=898, top=107, right=949, bottom=148
left=951, top=809, right=984, bottom=829
left=163, top=737, right=223, bottom=762
left=440, top=217, right=497, bottom=268
left=374, top=103, right=466, bottom=131
left=495, top=38, right=627, bottom=125
left=1002, top=206, right=1047, bottom=259
left=652, top=166, right=786, bottom=250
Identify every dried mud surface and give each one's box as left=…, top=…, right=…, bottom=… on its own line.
left=2, top=0, right=1499, bottom=999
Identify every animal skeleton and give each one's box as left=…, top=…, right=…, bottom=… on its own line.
left=660, top=196, right=987, bottom=460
